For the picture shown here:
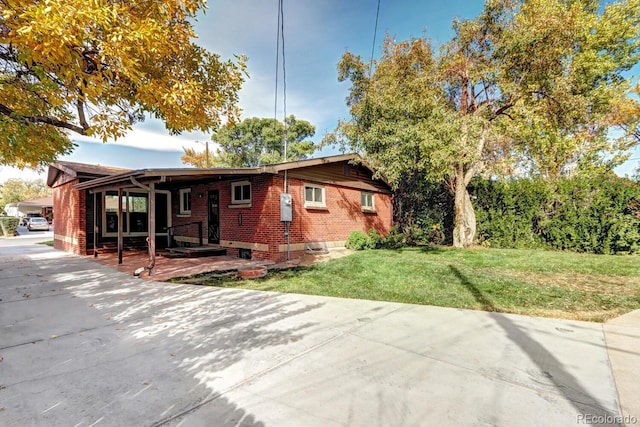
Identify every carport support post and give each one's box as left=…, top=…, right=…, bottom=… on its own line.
left=148, top=182, right=156, bottom=275
left=118, top=188, right=123, bottom=265
left=93, top=193, right=97, bottom=258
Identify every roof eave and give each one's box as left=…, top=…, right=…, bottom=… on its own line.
left=73, top=168, right=265, bottom=192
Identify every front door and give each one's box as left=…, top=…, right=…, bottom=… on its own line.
left=208, top=190, right=220, bottom=244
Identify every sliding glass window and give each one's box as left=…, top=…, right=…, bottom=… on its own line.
left=103, top=191, right=170, bottom=236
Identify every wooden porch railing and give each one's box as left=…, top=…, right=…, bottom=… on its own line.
left=165, top=221, right=203, bottom=247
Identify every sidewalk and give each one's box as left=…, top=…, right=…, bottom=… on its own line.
left=604, top=310, right=640, bottom=427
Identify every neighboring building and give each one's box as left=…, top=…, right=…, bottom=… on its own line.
left=4, top=196, right=54, bottom=221
left=47, top=154, right=393, bottom=262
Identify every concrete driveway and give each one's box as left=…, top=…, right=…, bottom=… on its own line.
left=0, top=240, right=636, bottom=426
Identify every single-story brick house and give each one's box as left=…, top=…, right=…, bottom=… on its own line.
left=47, top=154, right=392, bottom=263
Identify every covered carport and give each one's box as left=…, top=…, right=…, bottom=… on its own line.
left=4, top=196, right=53, bottom=222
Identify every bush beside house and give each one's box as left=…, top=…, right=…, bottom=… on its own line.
left=0, top=216, right=19, bottom=237
left=346, top=227, right=407, bottom=251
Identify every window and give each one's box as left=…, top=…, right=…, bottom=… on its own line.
left=103, top=190, right=171, bottom=236
left=304, top=184, right=326, bottom=208
left=231, top=181, right=251, bottom=204
left=179, top=188, right=191, bottom=214
left=105, top=193, right=127, bottom=233
left=104, top=192, right=146, bottom=234
left=128, top=195, right=148, bottom=232
left=361, top=192, right=375, bottom=211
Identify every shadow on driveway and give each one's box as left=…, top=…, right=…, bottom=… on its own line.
left=449, top=265, right=620, bottom=425
left=0, top=247, right=324, bottom=426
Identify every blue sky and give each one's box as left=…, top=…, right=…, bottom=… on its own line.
left=0, top=0, right=638, bottom=182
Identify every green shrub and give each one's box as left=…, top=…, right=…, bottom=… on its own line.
left=389, top=172, right=640, bottom=254
left=345, top=230, right=370, bottom=250
left=470, top=174, right=640, bottom=254
left=0, top=216, right=19, bottom=237
left=380, top=226, right=407, bottom=249
left=367, top=229, right=383, bottom=249
left=346, top=229, right=399, bottom=250
left=392, top=176, right=453, bottom=245
left=472, top=178, right=550, bottom=249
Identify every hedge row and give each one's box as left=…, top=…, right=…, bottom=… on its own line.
left=395, top=174, right=640, bottom=254
left=470, top=174, right=640, bottom=254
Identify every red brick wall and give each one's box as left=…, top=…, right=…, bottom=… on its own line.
left=53, top=180, right=87, bottom=255
left=169, top=175, right=392, bottom=262
left=286, top=176, right=392, bottom=241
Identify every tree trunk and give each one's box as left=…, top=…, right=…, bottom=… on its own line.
left=452, top=167, right=476, bottom=248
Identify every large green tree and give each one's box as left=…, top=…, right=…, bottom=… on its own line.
left=182, top=115, right=317, bottom=168
left=1, top=0, right=246, bottom=168
left=499, top=0, right=640, bottom=178
left=326, top=0, right=640, bottom=247
left=0, top=178, right=50, bottom=210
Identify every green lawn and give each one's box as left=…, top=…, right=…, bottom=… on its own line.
left=172, top=247, right=640, bottom=322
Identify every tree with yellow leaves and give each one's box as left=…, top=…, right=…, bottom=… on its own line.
left=0, top=0, right=246, bottom=168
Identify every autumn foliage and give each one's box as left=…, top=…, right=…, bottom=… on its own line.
left=0, top=0, right=246, bottom=167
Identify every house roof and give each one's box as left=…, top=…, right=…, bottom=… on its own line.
left=17, top=196, right=53, bottom=207
left=5, top=196, right=52, bottom=208
left=64, top=154, right=390, bottom=193
left=47, top=161, right=131, bottom=188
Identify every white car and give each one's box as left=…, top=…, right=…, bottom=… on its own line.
left=27, top=217, right=50, bottom=231
left=21, top=214, right=42, bottom=226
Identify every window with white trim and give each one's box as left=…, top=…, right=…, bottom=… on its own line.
left=361, top=192, right=375, bottom=211
left=304, top=183, right=326, bottom=208
left=231, top=181, right=251, bottom=204
left=179, top=188, right=191, bottom=214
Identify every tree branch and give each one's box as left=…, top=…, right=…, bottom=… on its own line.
left=490, top=100, right=516, bottom=121
left=0, top=103, right=87, bottom=135
left=464, top=126, right=489, bottom=186
left=77, top=98, right=89, bottom=130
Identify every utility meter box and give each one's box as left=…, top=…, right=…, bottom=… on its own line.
left=280, top=193, right=292, bottom=222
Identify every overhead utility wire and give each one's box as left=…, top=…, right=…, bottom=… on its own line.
left=279, top=0, right=287, bottom=162
left=360, top=0, right=381, bottom=139
left=274, top=0, right=287, bottom=161
left=274, top=0, right=281, bottom=129
left=274, top=0, right=292, bottom=260
left=368, top=0, right=381, bottom=78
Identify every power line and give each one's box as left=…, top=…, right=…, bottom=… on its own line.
left=273, top=0, right=281, bottom=125
left=368, top=0, right=382, bottom=78
left=360, top=0, right=381, bottom=137
left=280, top=0, right=287, bottom=161
left=274, top=0, right=287, bottom=162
